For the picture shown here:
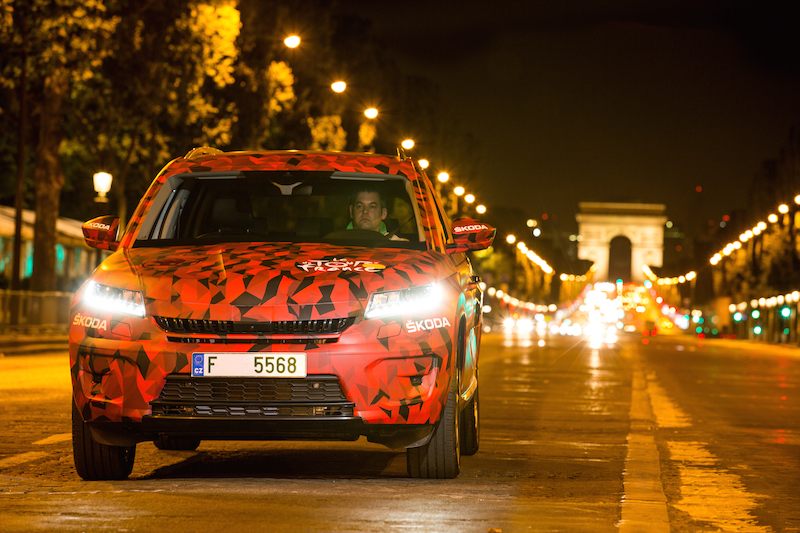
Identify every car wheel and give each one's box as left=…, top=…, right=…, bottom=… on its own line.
left=72, top=401, right=136, bottom=480
left=153, top=434, right=201, bottom=451
left=460, top=379, right=479, bottom=456
left=407, top=372, right=461, bottom=479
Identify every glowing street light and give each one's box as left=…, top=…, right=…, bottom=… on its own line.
left=453, top=186, right=465, bottom=196
left=331, top=81, right=346, bottom=93
left=779, top=204, right=789, bottom=214
left=476, top=204, right=486, bottom=214
left=464, top=193, right=475, bottom=203
left=437, top=171, right=449, bottom=183
left=506, top=234, right=516, bottom=244
left=364, top=107, right=378, bottom=119
left=284, top=35, right=300, bottom=48
left=418, top=159, right=429, bottom=169
left=93, top=171, right=112, bottom=203
left=401, top=139, right=415, bottom=150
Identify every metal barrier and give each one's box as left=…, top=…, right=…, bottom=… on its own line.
left=0, top=290, right=74, bottom=327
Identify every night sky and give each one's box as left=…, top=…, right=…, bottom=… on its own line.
left=341, top=1, right=800, bottom=234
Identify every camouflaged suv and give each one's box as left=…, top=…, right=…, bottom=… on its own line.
left=70, top=148, right=495, bottom=480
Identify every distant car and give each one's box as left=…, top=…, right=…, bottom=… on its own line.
left=70, top=148, right=495, bottom=480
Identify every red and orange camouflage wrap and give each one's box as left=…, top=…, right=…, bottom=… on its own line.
left=70, top=151, right=485, bottom=441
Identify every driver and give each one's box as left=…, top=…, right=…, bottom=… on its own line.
left=348, top=188, right=389, bottom=233
left=347, top=187, right=408, bottom=241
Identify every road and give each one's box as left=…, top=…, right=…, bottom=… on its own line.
left=0, top=331, right=798, bottom=532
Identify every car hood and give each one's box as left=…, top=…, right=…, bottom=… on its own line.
left=97, top=242, right=453, bottom=321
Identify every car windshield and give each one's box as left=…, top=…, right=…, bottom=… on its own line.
left=133, top=170, right=426, bottom=249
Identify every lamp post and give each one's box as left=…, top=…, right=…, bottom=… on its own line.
left=358, top=107, right=379, bottom=152
left=93, top=172, right=112, bottom=204
left=451, top=186, right=465, bottom=218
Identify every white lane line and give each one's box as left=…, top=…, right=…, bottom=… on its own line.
left=0, top=451, right=48, bottom=468
left=620, top=359, right=670, bottom=533
left=33, top=433, right=71, bottom=446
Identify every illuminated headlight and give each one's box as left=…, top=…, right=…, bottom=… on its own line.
left=364, top=283, right=441, bottom=319
left=84, top=281, right=145, bottom=318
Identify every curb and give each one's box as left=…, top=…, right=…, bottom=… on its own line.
left=0, top=326, right=69, bottom=356
left=0, top=336, right=69, bottom=356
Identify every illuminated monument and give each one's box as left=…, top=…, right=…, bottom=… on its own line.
left=576, top=202, right=667, bottom=284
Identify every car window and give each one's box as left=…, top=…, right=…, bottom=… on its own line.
left=134, top=171, right=426, bottom=250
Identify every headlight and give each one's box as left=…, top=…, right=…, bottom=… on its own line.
left=364, top=283, right=441, bottom=319
left=84, top=281, right=145, bottom=318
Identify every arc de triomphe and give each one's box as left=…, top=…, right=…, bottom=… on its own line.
left=576, top=202, right=667, bottom=284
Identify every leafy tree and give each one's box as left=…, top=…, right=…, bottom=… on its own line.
left=63, top=0, right=241, bottom=228
left=1, top=0, right=119, bottom=291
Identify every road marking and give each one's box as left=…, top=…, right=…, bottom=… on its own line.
left=620, top=359, right=670, bottom=533
left=646, top=372, right=691, bottom=428
left=0, top=451, right=48, bottom=469
left=667, top=441, right=770, bottom=533
left=645, top=370, right=771, bottom=531
left=33, top=433, right=71, bottom=446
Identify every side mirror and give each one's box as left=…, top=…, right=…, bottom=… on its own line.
left=446, top=218, right=496, bottom=253
left=82, top=216, right=120, bottom=251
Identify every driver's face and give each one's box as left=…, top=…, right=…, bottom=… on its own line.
left=350, top=191, right=387, bottom=232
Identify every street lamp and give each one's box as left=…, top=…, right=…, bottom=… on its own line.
left=331, top=81, right=346, bottom=93
left=364, top=107, right=378, bottom=119
left=284, top=35, right=300, bottom=48
left=93, top=171, right=112, bottom=203
left=464, top=193, right=475, bottom=203
left=437, top=171, right=449, bottom=183
left=418, top=159, right=429, bottom=169
left=453, top=186, right=465, bottom=196
left=476, top=204, right=486, bottom=214
left=401, top=139, right=415, bottom=150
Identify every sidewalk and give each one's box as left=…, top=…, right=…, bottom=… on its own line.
left=0, top=325, right=69, bottom=357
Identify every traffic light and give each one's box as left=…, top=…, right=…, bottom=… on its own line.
left=751, top=310, right=761, bottom=320
left=781, top=307, right=791, bottom=318
left=754, top=325, right=763, bottom=335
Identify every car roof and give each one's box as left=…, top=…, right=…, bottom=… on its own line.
left=163, top=149, right=425, bottom=179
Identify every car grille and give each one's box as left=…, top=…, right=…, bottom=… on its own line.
left=154, top=317, right=355, bottom=336
left=150, top=374, right=354, bottom=419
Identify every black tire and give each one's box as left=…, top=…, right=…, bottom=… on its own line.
left=407, top=373, right=461, bottom=479
left=72, top=401, right=136, bottom=480
left=153, top=434, right=201, bottom=451
left=460, top=380, right=480, bottom=456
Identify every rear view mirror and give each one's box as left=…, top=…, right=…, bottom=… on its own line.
left=446, top=218, right=496, bottom=253
left=82, top=216, right=120, bottom=251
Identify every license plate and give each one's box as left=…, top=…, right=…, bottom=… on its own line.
left=191, top=353, right=307, bottom=378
